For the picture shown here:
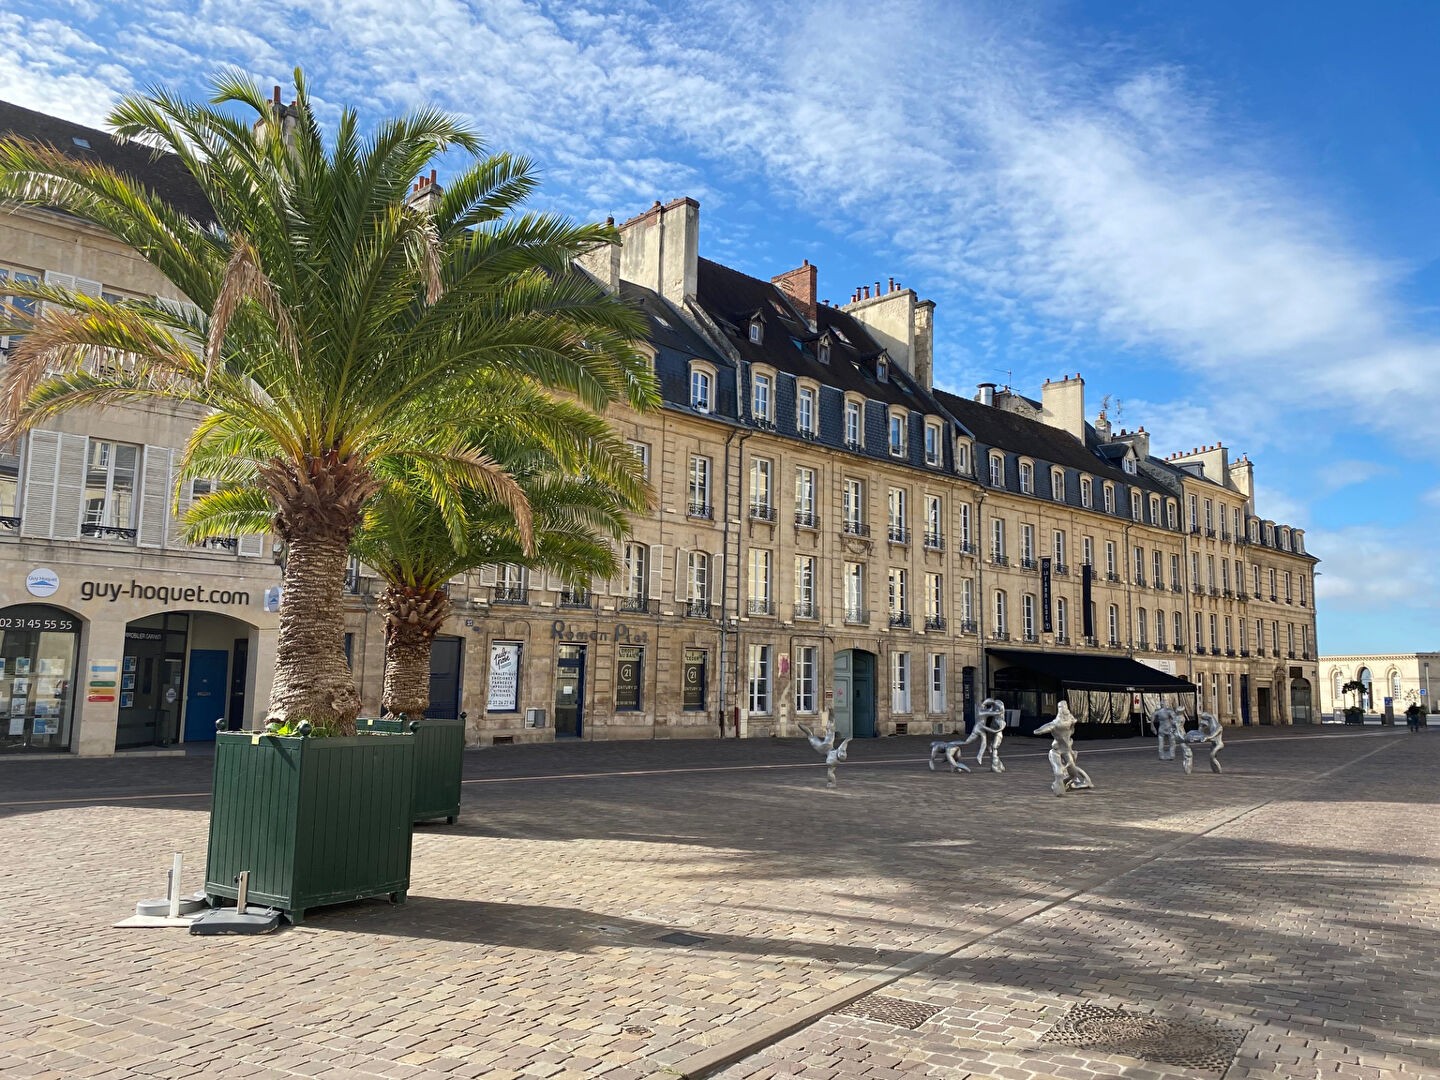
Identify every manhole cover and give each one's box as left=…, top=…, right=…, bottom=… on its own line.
left=834, top=994, right=942, bottom=1029
left=621, top=1026, right=652, bottom=1038
left=656, top=931, right=708, bottom=946
left=1041, top=1002, right=1245, bottom=1071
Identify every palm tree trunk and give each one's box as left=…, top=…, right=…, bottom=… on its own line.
left=380, top=585, right=451, bottom=719
left=263, top=452, right=372, bottom=734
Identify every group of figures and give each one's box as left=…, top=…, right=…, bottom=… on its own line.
left=1148, top=705, right=1225, bottom=774
left=805, top=696, right=1225, bottom=795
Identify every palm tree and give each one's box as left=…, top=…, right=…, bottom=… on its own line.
left=0, top=70, right=656, bottom=733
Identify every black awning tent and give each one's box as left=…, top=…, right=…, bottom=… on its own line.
left=987, top=649, right=1196, bottom=693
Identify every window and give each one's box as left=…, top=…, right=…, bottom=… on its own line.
left=1082, top=535, right=1094, bottom=567
left=616, top=646, right=643, bottom=711
left=955, top=439, right=971, bottom=474
left=1051, top=468, right=1065, bottom=501
left=924, top=494, right=943, bottom=548
left=747, top=644, right=771, bottom=713
left=0, top=440, right=20, bottom=519
left=891, top=651, right=911, bottom=713
left=1053, top=529, right=1067, bottom=567
left=0, top=267, right=39, bottom=358
left=748, top=317, right=763, bottom=344
left=1137, top=608, right=1148, bottom=649
left=687, top=551, right=710, bottom=611
left=959, top=502, right=972, bottom=549
left=1130, top=491, right=1141, bottom=522
left=843, top=477, right=866, bottom=532
left=1156, top=610, right=1166, bottom=649
left=688, top=455, right=711, bottom=517
left=928, top=654, right=946, bottom=714
left=1204, top=499, right=1214, bottom=531
left=888, top=410, right=907, bottom=457
left=1022, top=593, right=1036, bottom=641
left=627, top=440, right=651, bottom=481
left=1080, top=477, right=1092, bottom=508
left=925, top=573, right=943, bottom=622
left=1174, top=612, right=1185, bottom=648
left=989, top=453, right=1004, bottom=487
left=1021, top=523, right=1035, bottom=568
left=924, top=420, right=942, bottom=465
left=748, top=548, right=772, bottom=614
left=1253, top=564, right=1262, bottom=596
left=1152, top=550, right=1163, bottom=587
left=1019, top=460, right=1034, bottom=494
left=1300, top=575, right=1307, bottom=606
left=1209, top=613, right=1218, bottom=650
left=497, top=563, right=527, bottom=602
left=82, top=439, right=139, bottom=539
left=1222, top=560, right=1231, bottom=591
left=1056, top=596, right=1069, bottom=641
left=888, top=567, right=908, bottom=624
left=689, top=364, right=713, bottom=412
left=1102, top=483, right=1114, bottom=514
left=1207, top=554, right=1216, bottom=588
left=1302, top=625, right=1310, bottom=656
left=844, top=562, right=866, bottom=621
left=1105, top=540, right=1117, bottom=577
left=818, top=338, right=831, bottom=364
left=749, top=457, right=772, bottom=518
left=1269, top=567, right=1278, bottom=598
left=795, top=646, right=817, bottom=714
left=1108, top=604, right=1120, bottom=646
left=1123, top=455, right=1137, bottom=475
left=795, top=555, right=817, bottom=618
left=1149, top=495, right=1160, bottom=524
left=623, top=542, right=649, bottom=603
left=1224, top=615, right=1233, bottom=651
left=794, top=466, right=816, bottom=526
left=962, top=578, right=975, bottom=624
left=1190, top=551, right=1200, bottom=589
left=796, top=385, right=817, bottom=436
left=1133, top=545, right=1144, bottom=582
left=1166, top=500, right=1177, bottom=529
left=887, top=487, right=908, bottom=543
left=752, top=371, right=773, bottom=422
left=1170, top=553, right=1181, bottom=589
left=993, top=590, right=1008, bottom=637
left=877, top=356, right=889, bottom=382
left=1238, top=616, right=1247, bottom=652
left=1188, top=494, right=1198, bottom=530
left=1284, top=571, right=1293, bottom=602
left=844, top=398, right=864, bottom=448
left=1195, top=611, right=1204, bottom=647
left=991, top=517, right=1006, bottom=560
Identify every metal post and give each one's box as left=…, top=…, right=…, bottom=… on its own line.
left=168, top=852, right=183, bottom=919
left=235, top=870, right=250, bottom=913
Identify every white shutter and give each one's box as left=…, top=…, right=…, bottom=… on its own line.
left=137, top=445, right=172, bottom=549
left=675, top=549, right=688, bottom=601
left=649, top=544, right=664, bottom=604
left=238, top=532, right=265, bottom=559
left=43, top=270, right=76, bottom=292
left=19, top=431, right=58, bottom=539
left=74, top=277, right=102, bottom=298
left=51, top=434, right=87, bottom=540
left=167, top=474, right=193, bottom=549
left=477, top=565, right=497, bottom=586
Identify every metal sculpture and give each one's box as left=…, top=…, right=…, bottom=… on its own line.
left=799, top=721, right=852, bottom=788
left=1034, top=701, right=1094, bottom=796
left=1181, top=711, right=1224, bottom=774
left=928, top=698, right=1008, bottom=774
left=928, top=737, right=971, bottom=772
left=1148, top=705, right=1183, bottom=761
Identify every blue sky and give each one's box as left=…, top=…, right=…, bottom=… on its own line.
left=1, top=0, right=1435, bottom=653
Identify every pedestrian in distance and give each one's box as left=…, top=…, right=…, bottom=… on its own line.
left=1405, top=701, right=1424, bottom=734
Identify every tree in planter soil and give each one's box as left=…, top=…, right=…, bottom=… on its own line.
left=0, top=70, right=656, bottom=732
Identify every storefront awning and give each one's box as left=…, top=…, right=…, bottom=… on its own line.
left=987, top=648, right=1196, bottom=692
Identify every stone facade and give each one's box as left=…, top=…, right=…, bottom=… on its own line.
left=1318, top=652, right=1440, bottom=719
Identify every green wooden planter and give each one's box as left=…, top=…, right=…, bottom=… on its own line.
left=205, top=731, right=415, bottom=924
left=357, top=716, right=465, bottom=825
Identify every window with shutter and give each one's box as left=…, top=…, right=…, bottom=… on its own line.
left=19, top=430, right=59, bottom=538
left=649, top=544, right=665, bottom=605
left=51, top=433, right=89, bottom=540
left=137, top=445, right=173, bottom=549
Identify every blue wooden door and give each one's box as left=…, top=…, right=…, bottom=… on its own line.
left=184, top=649, right=229, bottom=742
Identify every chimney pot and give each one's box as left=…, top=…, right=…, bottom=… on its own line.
left=273, top=85, right=281, bottom=105
left=430, top=168, right=437, bottom=184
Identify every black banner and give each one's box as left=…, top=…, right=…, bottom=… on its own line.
left=682, top=649, right=706, bottom=712
left=1040, top=557, right=1053, bottom=633
left=1081, top=563, right=1094, bottom=638
left=962, top=665, right=976, bottom=732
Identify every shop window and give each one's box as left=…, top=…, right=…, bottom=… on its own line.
left=1, top=604, right=81, bottom=753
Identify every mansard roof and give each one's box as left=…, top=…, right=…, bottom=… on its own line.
left=0, top=100, right=215, bottom=225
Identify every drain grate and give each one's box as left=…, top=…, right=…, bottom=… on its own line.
left=834, top=994, right=942, bottom=1029
left=1041, top=1002, right=1245, bottom=1071
left=621, top=1026, right=652, bottom=1038
left=656, top=931, right=709, bottom=946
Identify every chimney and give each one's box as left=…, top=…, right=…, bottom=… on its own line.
left=609, top=196, right=700, bottom=306
left=977, top=382, right=996, bottom=406
left=405, top=167, right=443, bottom=214
left=1040, top=373, right=1086, bottom=443
left=843, top=281, right=931, bottom=385
left=771, top=259, right=817, bottom=326
left=1095, top=409, right=1112, bottom=443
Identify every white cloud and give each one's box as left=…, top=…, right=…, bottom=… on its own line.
left=1309, top=524, right=1438, bottom=612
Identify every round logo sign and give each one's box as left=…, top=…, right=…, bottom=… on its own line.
left=25, top=567, right=59, bottom=597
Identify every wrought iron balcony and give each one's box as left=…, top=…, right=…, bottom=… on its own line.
left=1023, top=631, right=1039, bottom=643
left=792, top=602, right=818, bottom=620
left=1226, top=648, right=1236, bottom=657
left=1085, top=635, right=1099, bottom=647
left=888, top=525, right=910, bottom=544
left=201, top=536, right=239, bottom=552
left=559, top=590, right=593, bottom=609
left=1239, top=649, right=1250, bottom=658
left=843, top=606, right=870, bottom=625
left=686, top=502, right=713, bottom=520
left=794, top=509, right=818, bottom=529
left=923, top=532, right=945, bottom=551
left=960, top=619, right=978, bottom=634
left=1209, top=586, right=1220, bottom=597
left=1106, top=571, right=1122, bottom=583
left=747, top=598, right=775, bottom=616
left=0, top=515, right=20, bottom=531
left=842, top=520, right=871, bottom=538
left=1021, top=556, right=1038, bottom=571
left=492, top=585, right=529, bottom=605
left=1133, top=573, right=1146, bottom=587
left=844, top=437, right=863, bottom=452
left=748, top=502, right=776, bottom=523
left=81, top=523, right=137, bottom=541
left=924, top=614, right=946, bottom=632
left=1054, top=563, right=1069, bottom=576
left=1171, top=583, right=1183, bottom=593
left=1206, top=527, right=1216, bottom=538
left=683, top=599, right=711, bottom=618
left=991, top=630, right=1010, bottom=641
left=617, top=596, right=656, bottom=614
left=797, top=426, right=819, bottom=441
left=1172, top=644, right=1184, bottom=653
left=889, top=611, right=911, bottom=629
left=990, top=553, right=1009, bottom=567
left=1055, top=633, right=1070, bottom=645
left=958, top=539, right=975, bottom=555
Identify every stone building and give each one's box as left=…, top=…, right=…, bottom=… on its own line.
left=0, top=102, right=279, bottom=756
left=1318, top=652, right=1439, bottom=720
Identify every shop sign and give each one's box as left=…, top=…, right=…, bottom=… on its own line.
left=682, top=648, right=706, bottom=712
left=25, top=567, right=60, bottom=598
left=79, top=579, right=253, bottom=606
left=87, top=658, right=119, bottom=704
left=549, top=620, right=648, bottom=644
left=487, top=642, right=521, bottom=712
left=616, top=645, right=643, bottom=711
left=0, top=606, right=80, bottom=632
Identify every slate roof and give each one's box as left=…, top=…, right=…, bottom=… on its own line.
left=0, top=100, right=214, bottom=224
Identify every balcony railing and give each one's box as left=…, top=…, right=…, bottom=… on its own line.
left=1054, top=563, right=1069, bottom=576
left=1270, top=594, right=1279, bottom=602
left=1192, top=583, right=1203, bottom=594
left=748, top=502, right=776, bottom=523
left=1205, top=527, right=1216, bottom=538
left=1223, top=588, right=1233, bottom=598
left=1021, top=556, right=1038, bottom=571
left=1171, top=583, right=1183, bottom=593
left=888, top=525, right=910, bottom=544
left=923, top=532, right=944, bottom=551
left=0, top=515, right=20, bottom=531
left=1023, top=631, right=1039, bottom=643
left=1056, top=632, right=1070, bottom=645
left=1189, top=524, right=1201, bottom=534
left=794, top=510, right=818, bottom=529
left=747, top=598, right=775, bottom=616
left=842, top=520, right=870, bottom=538
left=1133, top=574, right=1146, bottom=587
left=1221, top=529, right=1231, bottom=542
left=617, top=596, right=656, bottom=614
left=958, top=539, right=975, bottom=555
left=1208, top=586, right=1220, bottom=597
left=1172, top=644, right=1184, bottom=653
left=960, top=619, right=978, bottom=634
left=889, top=611, right=911, bottom=629
left=687, top=502, right=713, bottom=520
left=1239, top=649, right=1250, bottom=657
left=1106, top=571, right=1122, bottom=583
left=991, top=630, right=1010, bottom=641
left=559, top=590, right=592, bottom=609
left=81, top=523, right=137, bottom=541
left=1108, top=637, right=1121, bottom=648
left=1210, top=647, right=1221, bottom=656
left=843, top=606, right=870, bottom=625
left=492, top=585, right=529, bottom=605
left=844, top=437, right=863, bottom=451
left=201, top=536, right=239, bottom=552
left=1226, top=648, right=1236, bottom=657
left=924, top=614, right=946, bottom=632
left=684, top=599, right=710, bottom=618
left=793, top=602, right=818, bottom=620
left=990, top=553, right=1009, bottom=567
left=1085, top=635, right=1099, bottom=648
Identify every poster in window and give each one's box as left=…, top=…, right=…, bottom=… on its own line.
left=616, top=646, right=643, bottom=711
left=682, top=649, right=706, bottom=712
left=486, top=642, right=521, bottom=711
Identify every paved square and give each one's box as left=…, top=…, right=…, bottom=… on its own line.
left=1, top=727, right=1436, bottom=1079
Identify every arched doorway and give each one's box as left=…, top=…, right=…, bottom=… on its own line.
left=1357, top=667, right=1372, bottom=712
left=1, top=603, right=83, bottom=754
left=1290, top=677, right=1313, bottom=724
left=832, top=649, right=877, bottom=739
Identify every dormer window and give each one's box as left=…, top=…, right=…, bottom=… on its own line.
left=751, top=369, right=773, bottom=422
left=989, top=453, right=1004, bottom=487
left=1080, top=477, right=1093, bottom=508
left=877, top=355, right=889, bottom=383
left=1018, top=461, right=1034, bottom=494
left=1102, top=483, right=1115, bottom=514
left=818, top=337, right=831, bottom=364
left=955, top=439, right=971, bottom=475
left=796, top=383, right=818, bottom=437
left=844, top=396, right=864, bottom=450
left=888, top=408, right=907, bottom=457
left=923, top=420, right=942, bottom=466
left=1123, top=455, right=1136, bottom=474
left=689, top=361, right=715, bottom=413
left=749, top=317, right=763, bottom=344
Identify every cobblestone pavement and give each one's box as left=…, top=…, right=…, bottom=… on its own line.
left=1, top=727, right=1435, bottom=1080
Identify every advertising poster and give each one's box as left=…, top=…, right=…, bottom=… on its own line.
left=121, top=674, right=135, bottom=690
left=15, top=657, right=30, bottom=675
left=7, top=717, right=23, bottom=736
left=486, top=642, right=520, bottom=712
left=120, top=692, right=134, bottom=709
left=123, top=656, right=137, bottom=673
left=616, top=646, right=643, bottom=711
left=32, top=718, right=51, bottom=735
